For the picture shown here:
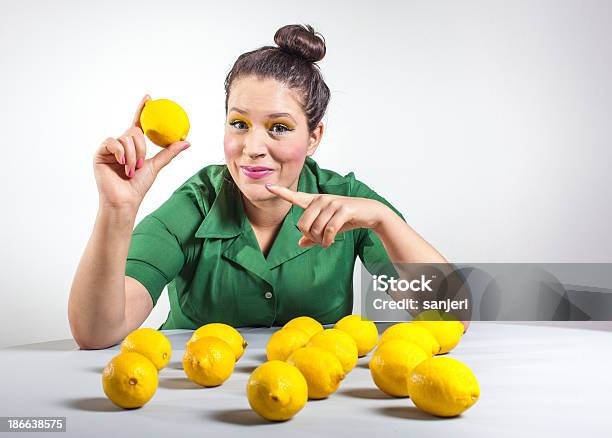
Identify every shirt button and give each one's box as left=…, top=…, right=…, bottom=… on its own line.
left=264, top=291, right=273, bottom=299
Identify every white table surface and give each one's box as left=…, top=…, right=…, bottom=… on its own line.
left=1, top=322, right=611, bottom=437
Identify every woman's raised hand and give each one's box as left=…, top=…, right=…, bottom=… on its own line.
left=93, top=95, right=191, bottom=210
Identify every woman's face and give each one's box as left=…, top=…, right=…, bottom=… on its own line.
left=224, top=75, right=323, bottom=203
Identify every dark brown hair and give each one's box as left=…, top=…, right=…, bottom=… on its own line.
left=224, top=24, right=330, bottom=133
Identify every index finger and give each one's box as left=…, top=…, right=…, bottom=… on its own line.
left=132, top=94, right=151, bottom=128
left=265, top=184, right=315, bottom=209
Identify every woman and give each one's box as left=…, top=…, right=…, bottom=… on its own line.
left=68, top=24, right=448, bottom=350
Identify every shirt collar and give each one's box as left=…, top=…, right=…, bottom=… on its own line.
left=194, top=159, right=346, bottom=258
left=195, top=168, right=244, bottom=239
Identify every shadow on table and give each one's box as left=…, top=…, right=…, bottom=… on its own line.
left=339, top=387, right=394, bottom=400
left=159, top=377, right=201, bottom=390
left=167, top=362, right=183, bottom=370
left=7, top=339, right=79, bottom=352
left=376, top=406, right=453, bottom=421
left=234, top=364, right=258, bottom=374
left=499, top=321, right=612, bottom=332
left=251, top=353, right=267, bottom=362
left=5, top=331, right=194, bottom=352
left=63, top=397, right=123, bottom=412
left=208, top=409, right=274, bottom=426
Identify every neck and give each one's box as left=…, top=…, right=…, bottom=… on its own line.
left=242, top=195, right=292, bottom=229
left=241, top=177, right=300, bottom=228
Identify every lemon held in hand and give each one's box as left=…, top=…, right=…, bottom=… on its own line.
left=188, top=323, right=247, bottom=361
left=379, top=322, right=441, bottom=356
left=121, top=328, right=172, bottom=371
left=307, top=328, right=358, bottom=374
left=247, top=360, right=308, bottom=421
left=266, top=327, right=310, bottom=361
left=287, top=346, right=345, bottom=399
left=139, top=98, right=190, bottom=147
left=283, top=316, right=324, bottom=339
left=408, top=356, right=480, bottom=417
left=334, top=314, right=379, bottom=357
left=183, top=336, right=235, bottom=387
left=102, top=352, right=158, bottom=409
left=369, top=339, right=429, bottom=397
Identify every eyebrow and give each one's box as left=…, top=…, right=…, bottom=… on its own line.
left=229, top=107, right=296, bottom=122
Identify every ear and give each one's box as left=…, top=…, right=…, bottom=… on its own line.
left=306, top=121, right=324, bottom=157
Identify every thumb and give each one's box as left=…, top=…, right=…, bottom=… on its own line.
left=150, top=140, right=190, bottom=174
left=298, top=235, right=318, bottom=247
left=132, top=94, right=151, bottom=128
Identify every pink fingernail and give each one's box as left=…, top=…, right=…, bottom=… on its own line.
left=181, top=143, right=191, bottom=151
left=136, top=158, right=143, bottom=169
left=120, top=155, right=125, bottom=165
left=128, top=168, right=135, bottom=177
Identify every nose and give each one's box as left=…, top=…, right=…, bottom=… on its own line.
left=243, top=126, right=268, bottom=159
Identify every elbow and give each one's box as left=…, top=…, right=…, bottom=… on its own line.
left=70, top=328, right=118, bottom=350
left=68, top=311, right=121, bottom=350
left=73, top=335, right=117, bottom=350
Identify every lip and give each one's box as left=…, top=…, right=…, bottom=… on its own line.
left=240, top=165, right=275, bottom=180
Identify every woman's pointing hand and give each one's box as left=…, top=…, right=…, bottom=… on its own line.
left=265, top=183, right=391, bottom=248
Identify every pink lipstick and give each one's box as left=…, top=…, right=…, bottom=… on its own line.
left=240, top=165, right=275, bottom=180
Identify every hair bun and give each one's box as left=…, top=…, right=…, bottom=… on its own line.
left=274, top=24, right=326, bottom=63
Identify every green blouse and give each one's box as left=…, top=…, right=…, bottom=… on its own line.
left=125, top=156, right=405, bottom=329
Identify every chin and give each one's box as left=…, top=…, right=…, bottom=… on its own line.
left=239, top=183, right=276, bottom=203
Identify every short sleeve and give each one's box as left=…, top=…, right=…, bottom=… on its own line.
left=350, top=175, right=406, bottom=277
left=125, top=189, right=204, bottom=306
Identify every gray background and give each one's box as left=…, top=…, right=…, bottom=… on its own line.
left=0, top=0, right=611, bottom=347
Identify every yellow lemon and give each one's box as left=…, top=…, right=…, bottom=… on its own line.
left=287, top=346, right=345, bottom=399
left=413, top=312, right=464, bottom=354
left=139, top=98, right=190, bottom=147
left=188, top=323, right=247, bottom=361
left=379, top=322, right=441, bottom=356
left=283, top=316, right=324, bottom=339
left=369, top=339, right=429, bottom=397
left=334, top=314, right=379, bottom=357
left=408, top=357, right=480, bottom=417
left=307, top=328, right=358, bottom=374
left=414, top=309, right=461, bottom=322
left=120, top=328, right=172, bottom=371
left=102, top=352, right=158, bottom=409
left=266, top=328, right=311, bottom=361
left=182, top=336, right=235, bottom=387
left=247, top=360, right=308, bottom=421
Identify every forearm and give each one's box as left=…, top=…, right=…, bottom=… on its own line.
left=372, top=206, right=448, bottom=264
left=68, top=205, right=137, bottom=349
left=372, top=206, right=471, bottom=330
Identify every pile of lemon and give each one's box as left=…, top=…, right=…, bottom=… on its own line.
left=252, top=312, right=479, bottom=420
left=101, top=312, right=479, bottom=420
left=368, top=313, right=480, bottom=417
left=101, top=323, right=246, bottom=409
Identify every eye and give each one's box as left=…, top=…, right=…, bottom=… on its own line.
left=271, top=123, right=292, bottom=135
left=229, top=120, right=294, bottom=135
left=229, top=120, right=248, bottom=130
